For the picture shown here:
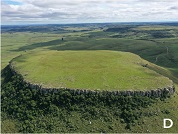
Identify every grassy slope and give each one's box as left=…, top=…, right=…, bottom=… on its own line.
left=1, top=31, right=88, bottom=69
left=11, top=50, right=171, bottom=90
left=1, top=32, right=60, bottom=69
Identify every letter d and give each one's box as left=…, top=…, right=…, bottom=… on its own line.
left=163, top=118, right=173, bottom=128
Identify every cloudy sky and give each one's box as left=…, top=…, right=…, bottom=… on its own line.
left=1, top=0, right=178, bottom=25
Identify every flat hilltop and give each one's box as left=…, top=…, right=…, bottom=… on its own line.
left=11, top=50, right=172, bottom=91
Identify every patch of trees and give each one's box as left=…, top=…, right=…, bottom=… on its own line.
left=105, top=26, right=133, bottom=33
left=146, top=30, right=173, bottom=38
left=105, top=26, right=174, bottom=39
left=1, top=70, right=171, bottom=133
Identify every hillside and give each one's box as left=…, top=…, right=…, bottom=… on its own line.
left=10, top=50, right=172, bottom=91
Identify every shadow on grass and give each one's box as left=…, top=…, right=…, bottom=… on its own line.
left=12, top=39, right=65, bottom=52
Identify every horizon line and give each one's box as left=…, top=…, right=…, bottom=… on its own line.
left=1, top=21, right=178, bottom=26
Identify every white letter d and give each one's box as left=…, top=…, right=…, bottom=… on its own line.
left=163, top=118, right=173, bottom=128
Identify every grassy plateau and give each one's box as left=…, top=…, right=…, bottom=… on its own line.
left=11, top=50, right=172, bottom=90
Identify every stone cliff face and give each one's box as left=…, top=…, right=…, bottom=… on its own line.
left=9, top=62, right=175, bottom=98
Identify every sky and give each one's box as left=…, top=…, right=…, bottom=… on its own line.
left=1, top=0, right=178, bottom=25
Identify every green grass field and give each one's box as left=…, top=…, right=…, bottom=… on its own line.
left=11, top=50, right=172, bottom=90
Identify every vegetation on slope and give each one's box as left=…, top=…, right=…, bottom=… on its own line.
left=2, top=68, right=173, bottom=133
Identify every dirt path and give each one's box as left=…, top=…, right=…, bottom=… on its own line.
left=165, top=46, right=169, bottom=55
left=154, top=46, right=169, bottom=63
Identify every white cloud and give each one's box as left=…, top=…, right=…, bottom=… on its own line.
left=1, top=0, right=178, bottom=24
